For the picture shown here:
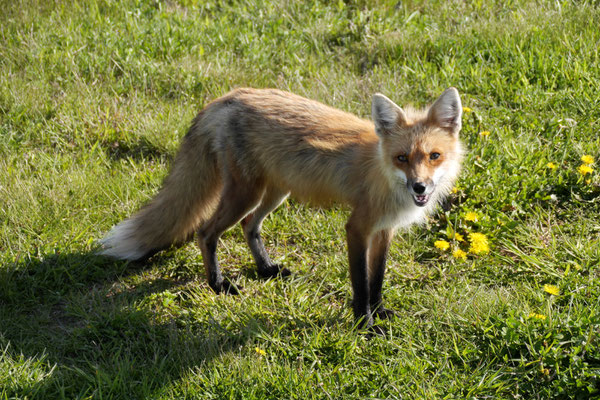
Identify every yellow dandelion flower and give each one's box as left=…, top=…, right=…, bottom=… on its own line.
left=546, top=162, right=557, bottom=170
left=543, top=284, right=560, bottom=296
left=434, top=240, right=450, bottom=251
left=479, top=130, right=490, bottom=137
left=462, top=106, right=472, bottom=113
left=528, top=312, right=546, bottom=320
left=446, top=231, right=465, bottom=242
left=464, top=212, right=479, bottom=222
left=452, top=248, right=467, bottom=260
left=578, top=164, right=593, bottom=175
left=452, top=232, right=465, bottom=242
left=255, top=347, right=266, bottom=356
left=581, top=155, right=594, bottom=165
left=469, top=232, right=488, bottom=243
left=468, top=232, right=489, bottom=254
left=451, top=186, right=459, bottom=194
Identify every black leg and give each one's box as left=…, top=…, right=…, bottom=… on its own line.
left=197, top=180, right=263, bottom=294
left=346, top=213, right=372, bottom=329
left=241, top=188, right=290, bottom=278
left=369, top=229, right=395, bottom=320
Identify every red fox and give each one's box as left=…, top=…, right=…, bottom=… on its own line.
left=100, top=88, right=463, bottom=329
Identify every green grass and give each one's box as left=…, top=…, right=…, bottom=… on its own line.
left=1, top=0, right=599, bottom=398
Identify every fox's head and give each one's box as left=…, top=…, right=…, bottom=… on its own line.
left=372, top=88, right=463, bottom=207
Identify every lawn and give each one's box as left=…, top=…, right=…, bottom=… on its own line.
left=1, top=0, right=599, bottom=398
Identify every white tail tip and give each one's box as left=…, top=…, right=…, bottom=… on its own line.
left=98, top=219, right=147, bottom=261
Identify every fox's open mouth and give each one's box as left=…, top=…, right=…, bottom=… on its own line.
left=413, top=194, right=429, bottom=207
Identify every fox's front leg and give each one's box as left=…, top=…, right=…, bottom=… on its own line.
left=369, top=229, right=395, bottom=320
left=345, top=212, right=373, bottom=329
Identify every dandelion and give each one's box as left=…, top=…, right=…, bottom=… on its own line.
left=434, top=240, right=450, bottom=251
left=452, top=248, right=467, bottom=260
left=546, top=162, right=557, bottom=170
left=462, top=106, right=472, bottom=113
left=578, top=164, right=593, bottom=176
left=543, top=284, right=560, bottom=296
left=528, top=312, right=546, bottom=320
left=581, top=155, right=594, bottom=165
left=255, top=347, right=266, bottom=356
left=451, top=186, right=459, bottom=194
left=479, top=130, right=490, bottom=137
left=450, top=232, right=465, bottom=242
left=468, top=232, right=489, bottom=254
left=464, top=212, right=479, bottom=222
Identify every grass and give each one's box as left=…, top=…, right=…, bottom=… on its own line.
left=1, top=0, right=599, bottom=398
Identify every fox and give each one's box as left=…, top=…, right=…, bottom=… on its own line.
left=99, top=87, right=463, bottom=330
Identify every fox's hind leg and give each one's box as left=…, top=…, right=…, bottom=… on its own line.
left=197, top=178, right=264, bottom=294
left=241, top=186, right=290, bottom=278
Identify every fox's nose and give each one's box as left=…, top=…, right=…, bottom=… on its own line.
left=412, top=182, right=426, bottom=194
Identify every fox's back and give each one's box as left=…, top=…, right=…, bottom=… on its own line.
left=216, top=88, right=374, bottom=142
left=200, top=89, right=379, bottom=204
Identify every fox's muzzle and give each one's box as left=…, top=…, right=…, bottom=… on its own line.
left=408, top=179, right=434, bottom=207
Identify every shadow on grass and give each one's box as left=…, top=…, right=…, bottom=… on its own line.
left=103, top=135, right=171, bottom=163
left=0, top=251, right=269, bottom=398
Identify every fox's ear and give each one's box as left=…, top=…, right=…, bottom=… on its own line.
left=428, top=87, right=462, bottom=134
left=372, top=93, right=407, bottom=136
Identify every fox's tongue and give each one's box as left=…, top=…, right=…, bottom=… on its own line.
left=413, top=194, right=429, bottom=207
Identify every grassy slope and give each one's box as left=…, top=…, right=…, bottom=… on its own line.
left=1, top=0, right=599, bottom=398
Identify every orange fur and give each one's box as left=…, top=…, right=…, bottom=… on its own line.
left=99, top=87, right=464, bottom=329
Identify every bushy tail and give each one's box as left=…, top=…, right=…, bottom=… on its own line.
left=99, top=116, right=222, bottom=261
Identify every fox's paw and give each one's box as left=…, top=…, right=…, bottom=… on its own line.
left=366, top=324, right=387, bottom=338
left=211, top=279, right=241, bottom=295
left=355, top=319, right=388, bottom=338
left=373, top=307, right=396, bottom=320
left=257, top=264, right=291, bottom=279
left=353, top=313, right=375, bottom=331
left=354, top=316, right=388, bottom=338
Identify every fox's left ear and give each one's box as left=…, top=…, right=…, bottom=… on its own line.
left=428, top=87, right=462, bottom=134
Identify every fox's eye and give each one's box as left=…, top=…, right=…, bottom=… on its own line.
left=397, top=155, right=408, bottom=162
left=430, top=152, right=441, bottom=160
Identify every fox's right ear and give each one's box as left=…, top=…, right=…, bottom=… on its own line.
left=372, top=93, right=407, bottom=136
